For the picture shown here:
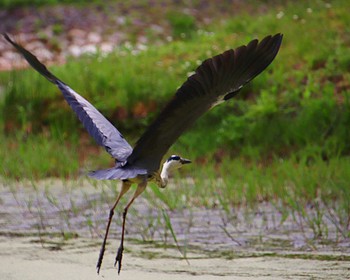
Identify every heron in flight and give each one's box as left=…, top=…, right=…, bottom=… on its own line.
left=4, top=33, right=282, bottom=274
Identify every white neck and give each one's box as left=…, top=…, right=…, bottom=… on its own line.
left=160, top=161, right=171, bottom=188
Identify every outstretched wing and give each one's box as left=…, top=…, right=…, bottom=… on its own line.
left=127, top=34, right=283, bottom=172
left=4, top=34, right=132, bottom=161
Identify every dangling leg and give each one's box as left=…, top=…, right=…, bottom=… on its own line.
left=96, top=180, right=131, bottom=274
left=115, top=180, right=147, bottom=274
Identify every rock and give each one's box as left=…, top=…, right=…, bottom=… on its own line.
left=81, top=44, right=97, bottom=55
left=67, top=28, right=86, bottom=41
left=87, top=32, right=101, bottom=44
left=0, top=57, right=12, bottom=71
left=100, top=42, right=114, bottom=54
left=68, top=45, right=82, bottom=57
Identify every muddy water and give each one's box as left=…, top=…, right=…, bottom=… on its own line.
left=0, top=179, right=349, bottom=279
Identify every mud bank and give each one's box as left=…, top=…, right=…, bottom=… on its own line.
left=0, top=236, right=349, bottom=280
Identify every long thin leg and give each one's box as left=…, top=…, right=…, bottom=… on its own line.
left=115, top=180, right=147, bottom=274
left=96, top=181, right=131, bottom=274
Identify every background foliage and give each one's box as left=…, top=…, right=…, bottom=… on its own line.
left=0, top=0, right=349, bottom=178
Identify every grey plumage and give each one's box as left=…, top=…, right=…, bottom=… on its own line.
left=3, top=34, right=133, bottom=163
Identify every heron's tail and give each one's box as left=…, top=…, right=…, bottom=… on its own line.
left=88, top=166, right=147, bottom=180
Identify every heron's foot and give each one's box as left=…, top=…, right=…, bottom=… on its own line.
left=114, top=245, right=124, bottom=274
left=96, top=245, right=106, bottom=274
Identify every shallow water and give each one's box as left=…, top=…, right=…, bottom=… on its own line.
left=0, top=179, right=349, bottom=279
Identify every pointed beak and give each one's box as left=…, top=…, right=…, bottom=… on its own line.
left=180, top=158, right=191, bottom=165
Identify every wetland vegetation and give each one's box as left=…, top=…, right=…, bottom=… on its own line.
left=0, top=0, right=349, bottom=270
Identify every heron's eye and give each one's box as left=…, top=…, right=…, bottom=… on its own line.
left=167, top=155, right=180, bottom=162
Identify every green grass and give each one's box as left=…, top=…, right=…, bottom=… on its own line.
left=0, top=0, right=349, bottom=175
left=0, top=1, right=349, bottom=265
left=0, top=133, right=79, bottom=179
left=144, top=155, right=350, bottom=240
left=1, top=1, right=350, bottom=241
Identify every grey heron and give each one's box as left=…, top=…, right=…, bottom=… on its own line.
left=4, top=33, right=282, bottom=274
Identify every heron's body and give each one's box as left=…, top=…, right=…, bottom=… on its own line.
left=4, top=33, right=282, bottom=274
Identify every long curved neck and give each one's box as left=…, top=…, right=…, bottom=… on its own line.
left=160, top=162, right=171, bottom=188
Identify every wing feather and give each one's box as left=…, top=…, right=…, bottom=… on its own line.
left=3, top=33, right=132, bottom=161
left=127, top=34, right=283, bottom=172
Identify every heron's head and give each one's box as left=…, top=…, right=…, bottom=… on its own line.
left=160, top=155, right=191, bottom=188
left=164, top=155, right=191, bottom=171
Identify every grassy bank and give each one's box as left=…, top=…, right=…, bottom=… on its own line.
left=1, top=0, right=350, bottom=178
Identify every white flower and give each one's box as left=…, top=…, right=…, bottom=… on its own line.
left=276, top=11, right=284, bottom=19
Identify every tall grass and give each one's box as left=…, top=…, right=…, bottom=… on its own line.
left=0, top=133, right=80, bottom=179
left=143, top=155, right=350, bottom=240
left=0, top=0, right=349, bottom=185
